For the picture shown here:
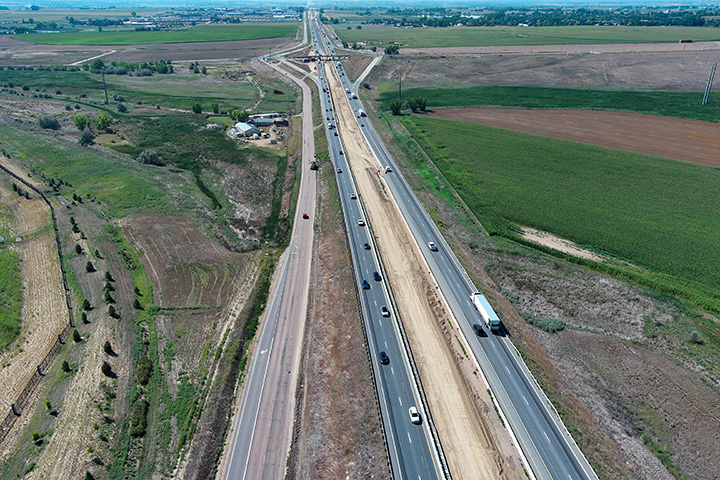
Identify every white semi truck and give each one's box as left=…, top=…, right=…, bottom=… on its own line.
left=471, top=293, right=501, bottom=333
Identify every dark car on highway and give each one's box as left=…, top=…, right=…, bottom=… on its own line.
left=362, top=280, right=370, bottom=290
left=373, top=271, right=381, bottom=281
left=379, top=351, right=389, bottom=365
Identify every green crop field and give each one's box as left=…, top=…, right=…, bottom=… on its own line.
left=336, top=25, right=720, bottom=48
left=378, top=86, right=720, bottom=123
left=15, top=23, right=298, bottom=46
left=402, top=115, right=720, bottom=310
left=0, top=8, right=160, bottom=22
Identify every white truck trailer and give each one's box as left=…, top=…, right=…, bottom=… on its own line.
left=471, top=293, right=501, bottom=333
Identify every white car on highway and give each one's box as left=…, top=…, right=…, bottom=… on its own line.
left=409, top=406, right=421, bottom=424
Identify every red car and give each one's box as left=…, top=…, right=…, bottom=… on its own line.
left=303, top=213, right=309, bottom=219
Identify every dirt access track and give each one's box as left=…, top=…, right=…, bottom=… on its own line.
left=430, top=108, right=720, bottom=168
left=324, top=65, right=525, bottom=478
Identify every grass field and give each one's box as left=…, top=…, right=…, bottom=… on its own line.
left=0, top=69, right=294, bottom=113
left=0, top=8, right=161, bottom=22
left=335, top=25, right=720, bottom=48
left=378, top=85, right=720, bottom=122
left=0, top=211, right=21, bottom=350
left=401, top=115, right=720, bottom=310
left=15, top=23, right=298, bottom=46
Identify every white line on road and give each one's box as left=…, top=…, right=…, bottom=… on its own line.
left=524, top=396, right=529, bottom=406
left=399, top=397, right=403, bottom=406
left=408, top=432, right=412, bottom=443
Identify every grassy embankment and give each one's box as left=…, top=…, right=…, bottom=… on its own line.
left=14, top=23, right=298, bottom=45
left=335, top=24, right=720, bottom=47
left=377, top=86, right=720, bottom=123
left=0, top=200, right=21, bottom=350
left=401, top=115, right=720, bottom=316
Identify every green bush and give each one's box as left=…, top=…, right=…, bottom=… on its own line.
left=129, top=399, right=149, bottom=437
left=38, top=116, right=60, bottom=130
left=136, top=355, right=153, bottom=385
left=519, top=311, right=566, bottom=333
left=101, top=361, right=113, bottom=377
left=79, top=129, right=95, bottom=146
left=72, top=329, right=81, bottom=342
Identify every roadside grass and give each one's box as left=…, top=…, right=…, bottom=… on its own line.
left=401, top=115, right=720, bottom=313
left=335, top=25, right=720, bottom=48
left=15, top=23, right=298, bottom=46
left=377, top=85, right=720, bottom=123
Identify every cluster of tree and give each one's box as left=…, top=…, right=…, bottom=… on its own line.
left=11, top=183, right=30, bottom=199
left=389, top=96, right=428, bottom=116
left=358, top=6, right=720, bottom=28
left=137, top=149, right=164, bottom=166
left=188, top=62, right=207, bottom=74
left=384, top=45, right=399, bottom=55
left=0, top=64, right=81, bottom=72
left=38, top=116, right=60, bottom=130
left=72, top=113, right=112, bottom=146
left=86, top=59, right=173, bottom=76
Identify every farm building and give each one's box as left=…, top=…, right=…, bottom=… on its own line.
left=233, top=122, right=260, bottom=137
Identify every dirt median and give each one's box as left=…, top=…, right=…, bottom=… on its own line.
left=430, top=108, right=720, bottom=168
left=324, top=64, right=524, bottom=479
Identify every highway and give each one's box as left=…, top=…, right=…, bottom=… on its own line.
left=316, top=13, right=599, bottom=480
left=310, top=18, right=445, bottom=480
left=221, top=41, right=316, bottom=479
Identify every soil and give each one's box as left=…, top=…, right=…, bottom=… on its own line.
left=288, top=166, right=389, bottom=480
left=370, top=48, right=720, bottom=92
left=0, top=37, right=296, bottom=65
left=429, top=108, right=720, bottom=168
left=325, top=62, right=525, bottom=479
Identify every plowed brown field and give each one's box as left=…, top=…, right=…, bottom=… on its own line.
left=430, top=108, right=720, bottom=167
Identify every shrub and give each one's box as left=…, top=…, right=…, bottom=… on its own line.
left=72, top=329, right=81, bottom=343
left=79, top=129, right=95, bottom=146
left=81, top=312, right=89, bottom=324
left=108, top=305, right=117, bottom=318
left=82, top=299, right=91, bottom=311
left=101, top=361, right=112, bottom=377
left=133, top=298, right=143, bottom=310
left=136, top=356, right=153, bottom=385
left=104, top=291, right=115, bottom=304
left=129, top=399, right=149, bottom=437
left=75, top=243, right=83, bottom=254
left=61, top=360, right=70, bottom=372
left=211, top=102, right=220, bottom=114
left=85, top=261, right=95, bottom=272
left=117, top=103, right=127, bottom=113
left=519, top=311, right=566, bottom=333
left=690, top=330, right=704, bottom=344
left=105, top=271, right=114, bottom=282
left=103, top=341, right=113, bottom=355
left=137, top=149, right=164, bottom=166
left=191, top=101, right=202, bottom=114
left=38, top=116, right=60, bottom=130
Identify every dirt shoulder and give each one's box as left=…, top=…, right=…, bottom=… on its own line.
left=430, top=108, right=720, bottom=168
left=325, top=63, right=525, bottom=479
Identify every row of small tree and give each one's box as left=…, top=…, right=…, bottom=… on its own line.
left=389, top=96, right=428, bottom=115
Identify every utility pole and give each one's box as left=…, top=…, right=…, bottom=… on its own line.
left=702, top=62, right=716, bottom=105
left=101, top=70, right=109, bottom=105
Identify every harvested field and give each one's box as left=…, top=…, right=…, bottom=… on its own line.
left=324, top=62, right=524, bottom=479
left=0, top=37, right=294, bottom=65
left=0, top=165, right=68, bottom=450
left=429, top=108, right=720, bottom=168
